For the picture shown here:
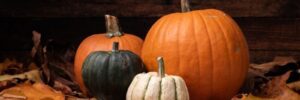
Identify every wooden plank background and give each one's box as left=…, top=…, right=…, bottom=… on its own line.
left=0, top=17, right=299, bottom=63
left=0, top=0, right=299, bottom=63
left=0, top=0, right=299, bottom=17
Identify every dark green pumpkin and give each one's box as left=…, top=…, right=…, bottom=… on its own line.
left=82, top=42, right=145, bottom=100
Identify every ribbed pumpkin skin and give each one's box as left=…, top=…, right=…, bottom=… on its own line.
left=82, top=50, right=145, bottom=100
left=141, top=9, right=249, bottom=100
left=75, top=33, right=143, bottom=93
left=127, top=72, right=189, bottom=100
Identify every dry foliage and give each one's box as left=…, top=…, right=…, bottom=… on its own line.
left=234, top=57, right=300, bottom=100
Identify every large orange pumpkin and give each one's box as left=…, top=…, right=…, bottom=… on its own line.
left=74, top=15, right=143, bottom=94
left=141, top=0, right=249, bottom=99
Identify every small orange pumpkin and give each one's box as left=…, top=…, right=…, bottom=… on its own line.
left=141, top=0, right=249, bottom=99
left=74, top=15, right=143, bottom=94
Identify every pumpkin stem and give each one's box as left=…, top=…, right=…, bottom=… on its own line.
left=181, top=0, right=190, bottom=12
left=157, top=56, right=165, bottom=78
left=105, top=14, right=123, bottom=38
left=112, top=42, right=119, bottom=52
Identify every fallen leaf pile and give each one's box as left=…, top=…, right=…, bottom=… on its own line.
left=0, top=82, right=65, bottom=100
left=0, top=31, right=93, bottom=99
left=0, top=58, right=37, bottom=75
left=233, top=57, right=300, bottom=100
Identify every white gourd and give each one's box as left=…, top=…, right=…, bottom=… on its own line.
left=126, top=57, right=189, bottom=100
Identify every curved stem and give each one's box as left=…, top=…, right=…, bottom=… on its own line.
left=157, top=57, right=165, bottom=78
left=105, top=14, right=123, bottom=38
left=181, top=0, right=191, bottom=12
left=112, top=42, right=119, bottom=52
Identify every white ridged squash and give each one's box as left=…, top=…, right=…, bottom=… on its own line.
left=126, top=57, right=189, bottom=100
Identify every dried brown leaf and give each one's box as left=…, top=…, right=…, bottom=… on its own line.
left=250, top=56, right=297, bottom=73
left=0, top=93, right=27, bottom=100
left=65, top=96, right=96, bottom=100
left=288, top=80, right=300, bottom=93
left=0, top=82, right=64, bottom=100
left=239, top=68, right=269, bottom=93
left=0, top=70, right=42, bottom=83
left=241, top=56, right=299, bottom=93
left=0, top=58, right=25, bottom=75
left=30, top=30, right=83, bottom=97
left=53, top=80, right=73, bottom=95
left=31, top=30, right=41, bottom=58
left=234, top=71, right=300, bottom=100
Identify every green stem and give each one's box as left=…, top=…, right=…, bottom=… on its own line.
left=105, top=14, right=123, bottom=38
left=112, top=42, right=119, bottom=52
left=181, top=0, right=191, bottom=12
left=157, top=57, right=165, bottom=78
